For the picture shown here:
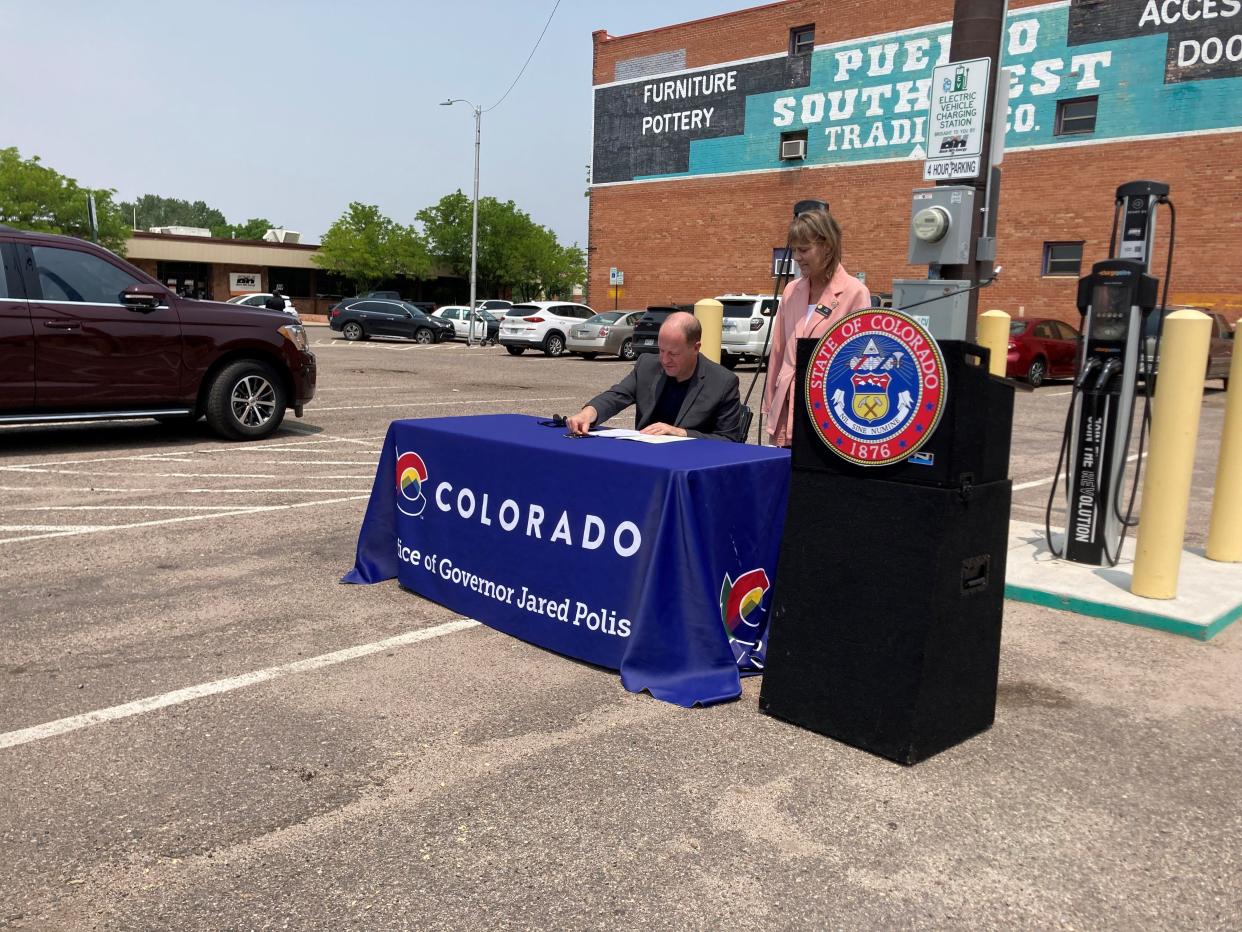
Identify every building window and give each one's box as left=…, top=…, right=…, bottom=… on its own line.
left=1043, top=242, right=1084, bottom=276
left=779, top=129, right=808, bottom=161
left=269, top=267, right=312, bottom=297
left=1055, top=96, right=1098, bottom=136
left=790, top=25, right=815, bottom=55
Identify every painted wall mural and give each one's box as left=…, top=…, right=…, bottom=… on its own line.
left=591, top=0, right=1242, bottom=186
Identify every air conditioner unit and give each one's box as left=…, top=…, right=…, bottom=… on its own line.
left=263, top=228, right=302, bottom=244
left=780, top=137, right=807, bottom=160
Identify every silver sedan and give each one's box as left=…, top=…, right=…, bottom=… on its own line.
left=567, top=311, right=645, bottom=360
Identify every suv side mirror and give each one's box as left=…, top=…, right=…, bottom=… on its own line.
left=121, top=284, right=166, bottom=311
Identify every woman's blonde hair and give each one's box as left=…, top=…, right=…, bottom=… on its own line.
left=788, top=209, right=842, bottom=278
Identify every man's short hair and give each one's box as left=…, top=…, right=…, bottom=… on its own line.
left=661, top=311, right=701, bottom=345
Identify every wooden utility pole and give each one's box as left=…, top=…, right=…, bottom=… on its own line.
left=937, top=0, right=1009, bottom=342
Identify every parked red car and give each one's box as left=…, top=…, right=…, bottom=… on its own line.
left=1006, top=317, right=1080, bottom=387
left=0, top=226, right=316, bottom=439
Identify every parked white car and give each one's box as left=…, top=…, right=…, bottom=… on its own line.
left=498, top=301, right=596, bottom=357
left=476, top=299, right=514, bottom=315
left=717, top=293, right=778, bottom=369
left=433, top=305, right=496, bottom=342
left=226, top=292, right=300, bottom=319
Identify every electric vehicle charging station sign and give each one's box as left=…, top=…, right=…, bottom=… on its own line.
left=924, top=57, right=990, bottom=181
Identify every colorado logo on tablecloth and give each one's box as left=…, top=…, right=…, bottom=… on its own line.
left=395, top=450, right=429, bottom=517
left=720, top=568, right=770, bottom=636
left=720, top=567, right=770, bottom=669
left=805, top=310, right=946, bottom=466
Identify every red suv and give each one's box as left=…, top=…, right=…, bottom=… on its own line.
left=0, top=227, right=315, bottom=440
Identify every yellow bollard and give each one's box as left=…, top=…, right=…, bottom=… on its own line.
left=695, top=298, right=724, bottom=364
left=1131, top=309, right=1213, bottom=599
left=977, top=309, right=1011, bottom=378
left=1206, top=343, right=1242, bottom=562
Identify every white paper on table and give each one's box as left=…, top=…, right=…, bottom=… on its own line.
left=592, top=428, right=695, bottom=444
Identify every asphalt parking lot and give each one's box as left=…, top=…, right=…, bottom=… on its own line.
left=2, top=325, right=1239, bottom=930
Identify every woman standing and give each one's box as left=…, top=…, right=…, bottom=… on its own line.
left=762, top=209, right=871, bottom=448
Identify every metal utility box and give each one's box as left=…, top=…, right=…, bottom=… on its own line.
left=907, top=186, right=976, bottom=266
left=892, top=279, right=973, bottom=342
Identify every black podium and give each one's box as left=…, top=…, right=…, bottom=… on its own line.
left=759, top=339, right=1014, bottom=764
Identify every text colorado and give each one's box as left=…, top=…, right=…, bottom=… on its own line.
left=433, top=481, right=643, bottom=558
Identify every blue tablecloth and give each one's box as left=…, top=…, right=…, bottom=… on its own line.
left=344, top=414, right=790, bottom=707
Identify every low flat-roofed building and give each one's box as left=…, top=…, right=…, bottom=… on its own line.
left=125, top=231, right=463, bottom=314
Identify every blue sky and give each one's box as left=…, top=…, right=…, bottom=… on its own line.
left=2, top=0, right=750, bottom=247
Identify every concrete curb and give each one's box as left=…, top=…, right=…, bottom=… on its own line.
left=1004, top=519, right=1242, bottom=640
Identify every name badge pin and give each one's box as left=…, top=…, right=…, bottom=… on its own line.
left=814, top=300, right=841, bottom=318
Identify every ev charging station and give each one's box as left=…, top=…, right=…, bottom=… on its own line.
left=1051, top=181, right=1171, bottom=566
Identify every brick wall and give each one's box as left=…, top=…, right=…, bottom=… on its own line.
left=588, top=133, right=1242, bottom=324
left=589, top=0, right=1242, bottom=325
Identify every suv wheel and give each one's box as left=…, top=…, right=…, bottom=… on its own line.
left=342, top=321, right=364, bottom=341
left=414, top=327, right=434, bottom=345
left=543, top=332, right=566, bottom=357
left=205, top=360, right=287, bottom=441
left=721, top=353, right=739, bottom=370
left=619, top=338, right=635, bottom=361
left=506, top=346, right=525, bottom=356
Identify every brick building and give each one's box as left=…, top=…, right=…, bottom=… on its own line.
left=588, top=0, right=1242, bottom=325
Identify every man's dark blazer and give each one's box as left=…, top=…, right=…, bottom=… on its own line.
left=585, top=353, right=744, bottom=442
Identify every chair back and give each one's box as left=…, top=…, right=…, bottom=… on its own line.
left=737, top=404, right=754, bottom=443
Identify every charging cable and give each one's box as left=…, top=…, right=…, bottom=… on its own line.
left=1044, top=357, right=1101, bottom=558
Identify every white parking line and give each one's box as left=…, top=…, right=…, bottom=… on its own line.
left=313, top=340, right=416, bottom=351
left=5, top=469, right=288, bottom=479
left=14, top=505, right=268, bottom=512
left=311, top=395, right=576, bottom=413
left=0, top=437, right=365, bottom=471
left=0, top=493, right=371, bottom=545
left=181, top=487, right=371, bottom=494
left=1012, top=451, right=1147, bottom=492
left=5, top=468, right=374, bottom=481
left=251, top=460, right=377, bottom=466
left=0, top=525, right=111, bottom=533
left=1, top=486, right=368, bottom=495
left=0, top=486, right=168, bottom=493
left=0, top=619, right=479, bottom=750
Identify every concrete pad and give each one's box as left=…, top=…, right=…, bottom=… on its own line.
left=1005, top=519, right=1242, bottom=640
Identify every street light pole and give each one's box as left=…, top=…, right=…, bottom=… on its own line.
left=442, top=98, right=482, bottom=347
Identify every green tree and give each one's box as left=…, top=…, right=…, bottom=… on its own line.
left=417, top=191, right=585, bottom=300
left=117, top=193, right=227, bottom=233
left=416, top=190, right=474, bottom=278
left=220, top=218, right=275, bottom=240
left=116, top=193, right=275, bottom=240
left=0, top=147, right=130, bottom=253
left=312, top=202, right=430, bottom=291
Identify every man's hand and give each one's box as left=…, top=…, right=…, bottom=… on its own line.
left=565, top=406, right=597, bottom=436
left=639, top=422, right=687, bottom=437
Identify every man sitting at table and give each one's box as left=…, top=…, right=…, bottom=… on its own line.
left=565, top=311, right=745, bottom=442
